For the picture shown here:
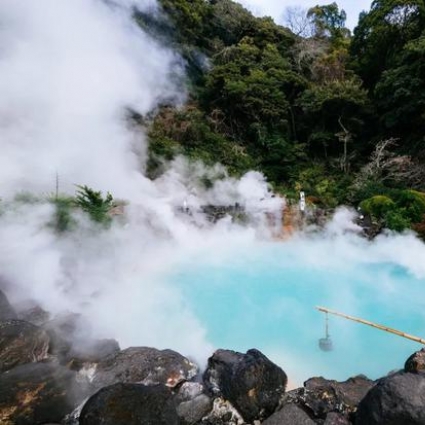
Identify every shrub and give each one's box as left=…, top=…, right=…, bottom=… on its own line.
left=75, top=185, right=114, bottom=225
left=384, top=209, right=411, bottom=232
left=392, top=190, right=425, bottom=223
left=360, top=195, right=395, bottom=219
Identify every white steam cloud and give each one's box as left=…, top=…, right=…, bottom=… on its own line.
left=0, top=0, right=424, bottom=387
left=0, top=0, right=281, bottom=365
left=0, top=0, right=180, bottom=198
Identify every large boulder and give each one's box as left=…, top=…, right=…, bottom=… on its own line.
left=262, top=404, right=316, bottom=425
left=0, top=320, right=50, bottom=372
left=286, top=375, right=374, bottom=420
left=0, top=362, right=89, bottom=425
left=203, top=348, right=287, bottom=423
left=79, top=383, right=179, bottom=425
left=91, top=346, right=198, bottom=389
left=355, top=371, right=425, bottom=425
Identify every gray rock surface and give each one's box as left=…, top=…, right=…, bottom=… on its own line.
left=92, top=346, right=198, bottom=389
left=262, top=404, right=316, bottom=425
left=355, top=371, right=425, bottom=425
left=0, top=320, right=50, bottom=372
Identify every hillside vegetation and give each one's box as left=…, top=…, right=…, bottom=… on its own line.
left=134, top=0, right=425, bottom=235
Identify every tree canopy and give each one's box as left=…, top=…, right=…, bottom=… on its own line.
left=136, top=0, right=425, bottom=223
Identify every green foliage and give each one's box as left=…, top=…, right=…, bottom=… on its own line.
left=384, top=209, right=411, bottom=231
left=360, top=190, right=425, bottom=231
left=360, top=195, right=395, bottom=217
left=351, top=0, right=425, bottom=88
left=139, top=0, right=425, bottom=228
left=49, top=196, right=76, bottom=233
left=14, top=192, right=42, bottom=204
left=298, top=79, right=369, bottom=160
left=307, top=2, right=350, bottom=41
left=75, top=185, right=114, bottom=225
left=373, top=35, right=425, bottom=142
left=147, top=105, right=255, bottom=176
left=391, top=189, right=425, bottom=222
left=292, top=164, right=353, bottom=207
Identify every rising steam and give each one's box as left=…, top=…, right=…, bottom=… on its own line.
left=0, top=0, right=424, bottom=387
left=0, top=0, right=281, bottom=365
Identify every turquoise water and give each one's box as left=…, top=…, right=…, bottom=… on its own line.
left=174, top=238, right=425, bottom=385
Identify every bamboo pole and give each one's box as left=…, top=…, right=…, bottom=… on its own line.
left=316, top=306, right=425, bottom=345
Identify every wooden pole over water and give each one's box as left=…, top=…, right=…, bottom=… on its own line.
left=316, top=306, right=425, bottom=346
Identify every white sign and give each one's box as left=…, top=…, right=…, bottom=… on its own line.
left=299, top=191, right=305, bottom=212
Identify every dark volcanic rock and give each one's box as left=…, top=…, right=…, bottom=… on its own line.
left=203, top=348, right=287, bottom=423
left=355, top=371, right=425, bottom=425
left=44, top=313, right=120, bottom=368
left=0, top=362, right=89, bottom=425
left=66, top=338, right=120, bottom=370
left=405, top=348, right=425, bottom=373
left=0, top=290, right=17, bottom=321
left=262, top=403, right=316, bottom=425
left=92, top=346, right=198, bottom=389
left=324, top=412, right=351, bottom=424
left=285, top=375, right=373, bottom=421
left=18, top=305, right=50, bottom=326
left=0, top=320, right=50, bottom=372
left=79, top=383, right=179, bottom=425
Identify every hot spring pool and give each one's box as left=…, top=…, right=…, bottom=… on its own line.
left=173, top=233, right=425, bottom=386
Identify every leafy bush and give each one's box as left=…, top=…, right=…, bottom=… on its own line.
left=391, top=190, right=425, bottom=223
left=75, top=185, right=114, bottom=225
left=360, top=190, right=425, bottom=232
left=360, top=195, right=395, bottom=219
left=384, top=209, right=411, bottom=232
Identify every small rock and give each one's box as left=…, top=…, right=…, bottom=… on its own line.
left=200, top=397, right=245, bottom=425
left=177, top=393, right=213, bottom=424
left=325, top=412, right=351, bottom=424
left=262, top=404, right=316, bottom=425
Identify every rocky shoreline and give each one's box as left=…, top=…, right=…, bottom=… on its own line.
left=1, top=289, right=424, bottom=425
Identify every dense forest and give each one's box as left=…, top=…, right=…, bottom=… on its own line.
left=132, top=0, right=425, bottom=236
